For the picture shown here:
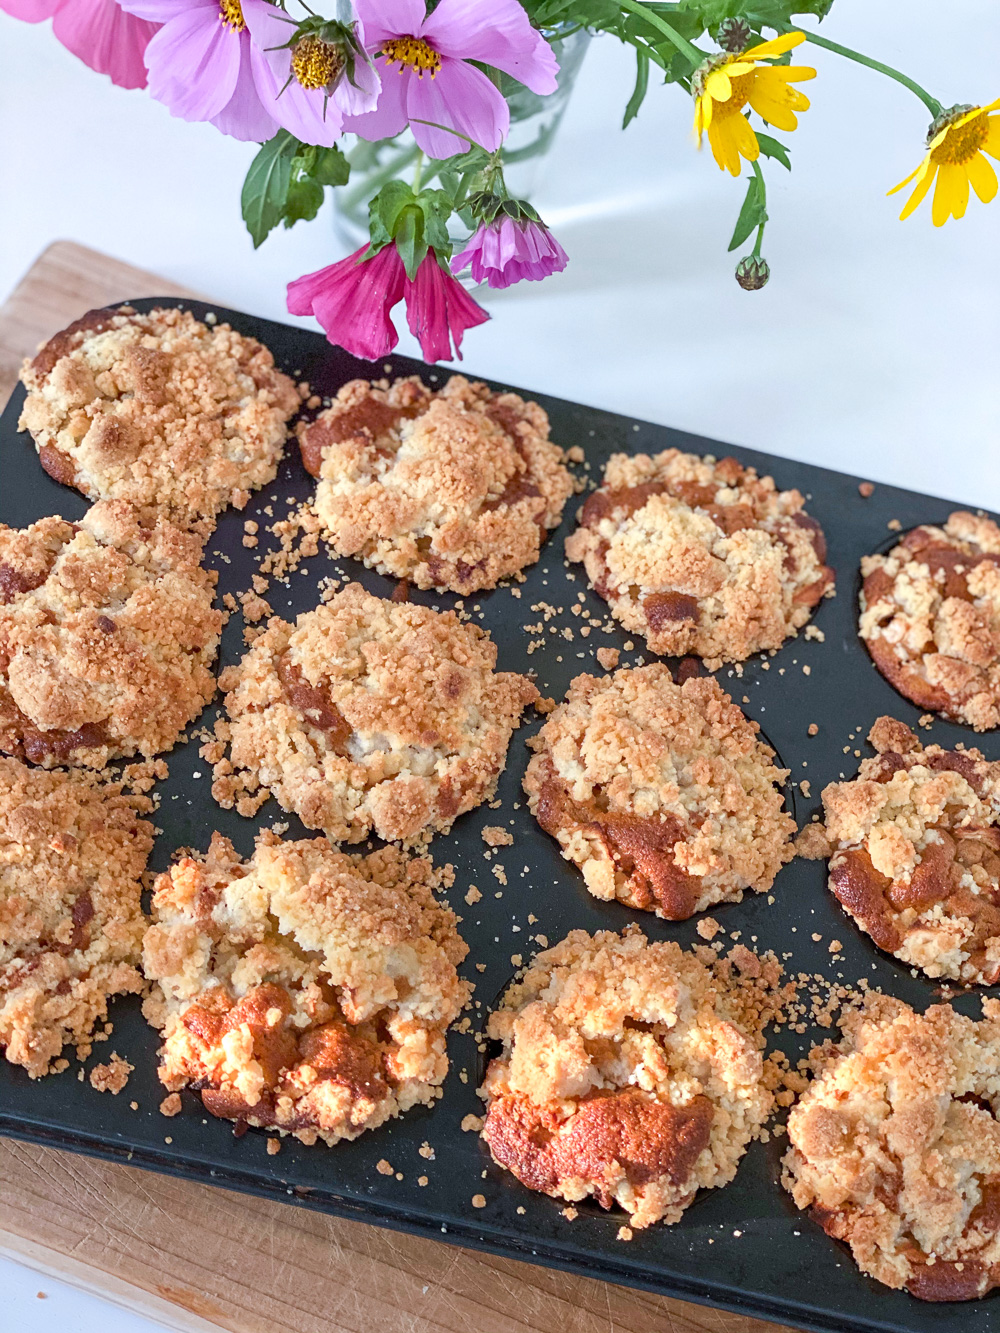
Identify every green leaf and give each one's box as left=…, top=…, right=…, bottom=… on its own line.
left=728, top=172, right=767, bottom=251
left=283, top=177, right=325, bottom=228
left=756, top=132, right=791, bottom=170
left=310, top=144, right=350, bottom=188
left=623, top=47, right=650, bottom=128
left=393, top=206, right=428, bottom=279
left=241, top=131, right=298, bottom=250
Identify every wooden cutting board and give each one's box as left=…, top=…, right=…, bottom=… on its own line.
left=0, top=241, right=798, bottom=1333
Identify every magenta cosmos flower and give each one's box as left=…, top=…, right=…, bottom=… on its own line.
left=0, top=0, right=157, bottom=89
left=345, top=0, right=558, bottom=159
left=453, top=215, right=568, bottom=289
left=117, top=0, right=377, bottom=144
left=287, top=243, right=489, bottom=363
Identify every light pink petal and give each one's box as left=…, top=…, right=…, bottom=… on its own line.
left=453, top=217, right=566, bottom=289
left=0, top=0, right=59, bottom=22
left=351, top=0, right=426, bottom=48
left=335, top=48, right=381, bottom=116
left=210, top=29, right=278, bottom=141
left=144, top=7, right=241, bottom=122
left=406, top=56, right=507, bottom=158
left=117, top=0, right=199, bottom=22
left=422, top=0, right=558, bottom=94
left=288, top=244, right=406, bottom=361
left=342, top=58, right=409, bottom=142
left=241, top=0, right=297, bottom=49
left=247, top=30, right=342, bottom=146
left=52, top=0, right=157, bottom=90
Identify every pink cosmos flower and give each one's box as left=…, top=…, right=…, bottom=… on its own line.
left=288, top=244, right=406, bottom=361
left=0, top=0, right=157, bottom=89
left=287, top=242, right=489, bottom=363
left=453, top=215, right=568, bottom=289
left=345, top=0, right=558, bottom=159
left=242, top=1, right=380, bottom=148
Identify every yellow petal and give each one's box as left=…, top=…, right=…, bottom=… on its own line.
left=898, top=163, right=936, bottom=220
left=747, top=89, right=800, bottom=132
left=705, top=69, right=733, bottom=102
left=743, top=31, right=805, bottom=60
left=982, top=96, right=1000, bottom=113
left=983, top=115, right=1000, bottom=160
left=762, top=65, right=817, bottom=84
left=724, top=61, right=755, bottom=77
left=967, top=151, right=998, bottom=204
left=933, top=163, right=968, bottom=225
left=731, top=113, right=760, bottom=163
left=888, top=154, right=931, bottom=196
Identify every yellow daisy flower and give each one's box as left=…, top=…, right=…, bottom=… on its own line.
left=889, top=100, right=1000, bottom=225
left=693, top=32, right=816, bottom=177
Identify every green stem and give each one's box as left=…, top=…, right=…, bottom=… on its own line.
left=618, top=0, right=705, bottom=67
left=751, top=160, right=766, bottom=257
left=796, top=30, right=942, bottom=117
left=412, top=149, right=424, bottom=193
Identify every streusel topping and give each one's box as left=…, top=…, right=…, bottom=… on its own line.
left=299, top=375, right=573, bottom=594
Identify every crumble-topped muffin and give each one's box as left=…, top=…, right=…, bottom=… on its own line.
left=0, top=501, right=222, bottom=768
left=860, top=512, right=1000, bottom=730
left=142, top=830, right=469, bottom=1145
left=523, top=665, right=794, bottom=920
left=565, top=449, right=834, bottom=665
left=815, top=715, right=1000, bottom=984
left=784, top=994, right=1000, bottom=1301
left=481, top=927, right=781, bottom=1228
left=0, top=757, right=153, bottom=1077
left=298, top=374, right=574, bottom=594
left=213, top=582, right=539, bottom=845
left=19, top=305, right=300, bottom=528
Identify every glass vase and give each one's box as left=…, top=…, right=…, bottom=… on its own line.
left=332, top=28, right=592, bottom=252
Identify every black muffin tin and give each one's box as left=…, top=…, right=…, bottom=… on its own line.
left=1, top=298, right=997, bottom=1333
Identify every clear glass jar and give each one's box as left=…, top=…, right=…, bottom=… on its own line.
left=332, top=28, right=591, bottom=251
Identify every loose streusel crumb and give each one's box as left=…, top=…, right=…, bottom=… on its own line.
left=784, top=994, right=1000, bottom=1300
left=859, top=512, right=1000, bottom=729
left=481, top=926, right=787, bottom=1228
left=0, top=502, right=221, bottom=767
left=267, top=1138, right=281, bottom=1155
left=482, top=826, right=514, bottom=847
left=471, top=1193, right=487, bottom=1208
left=298, top=375, right=573, bottom=594
left=89, top=1051, right=132, bottom=1094
left=0, top=758, right=153, bottom=1077
left=160, top=1093, right=182, bottom=1117
left=565, top=449, right=834, bottom=665
left=142, top=830, right=469, bottom=1147
left=377, top=1159, right=394, bottom=1176
left=215, top=582, right=538, bottom=846
left=523, top=666, right=794, bottom=921
left=819, top=715, right=1000, bottom=983
left=19, top=306, right=300, bottom=529
left=858, top=482, right=875, bottom=498
left=697, top=916, right=722, bottom=940
left=595, top=646, right=620, bottom=671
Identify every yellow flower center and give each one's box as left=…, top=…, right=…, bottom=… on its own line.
left=218, top=0, right=244, bottom=31
left=931, top=111, right=989, bottom=166
left=713, top=69, right=755, bottom=118
left=381, top=35, right=441, bottom=77
left=291, top=37, right=343, bottom=91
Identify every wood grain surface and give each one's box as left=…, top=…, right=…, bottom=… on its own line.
left=0, top=241, right=799, bottom=1333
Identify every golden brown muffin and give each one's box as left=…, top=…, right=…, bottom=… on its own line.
left=213, top=581, right=538, bottom=846
left=0, top=501, right=222, bottom=767
left=298, top=374, right=573, bottom=594
left=142, top=830, right=469, bottom=1146
left=481, top=927, right=780, bottom=1228
left=814, top=715, right=1000, bottom=985
left=565, top=449, right=833, bottom=666
left=0, top=757, right=153, bottom=1077
left=523, top=665, right=794, bottom=920
left=860, top=512, right=1000, bottom=730
left=19, top=305, right=300, bottom=529
left=784, top=994, right=1000, bottom=1301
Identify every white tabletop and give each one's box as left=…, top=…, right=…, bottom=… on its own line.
left=1, top=3, right=998, bottom=1330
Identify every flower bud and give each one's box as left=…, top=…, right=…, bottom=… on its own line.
left=735, top=256, right=770, bottom=291
left=716, top=18, right=752, bottom=53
